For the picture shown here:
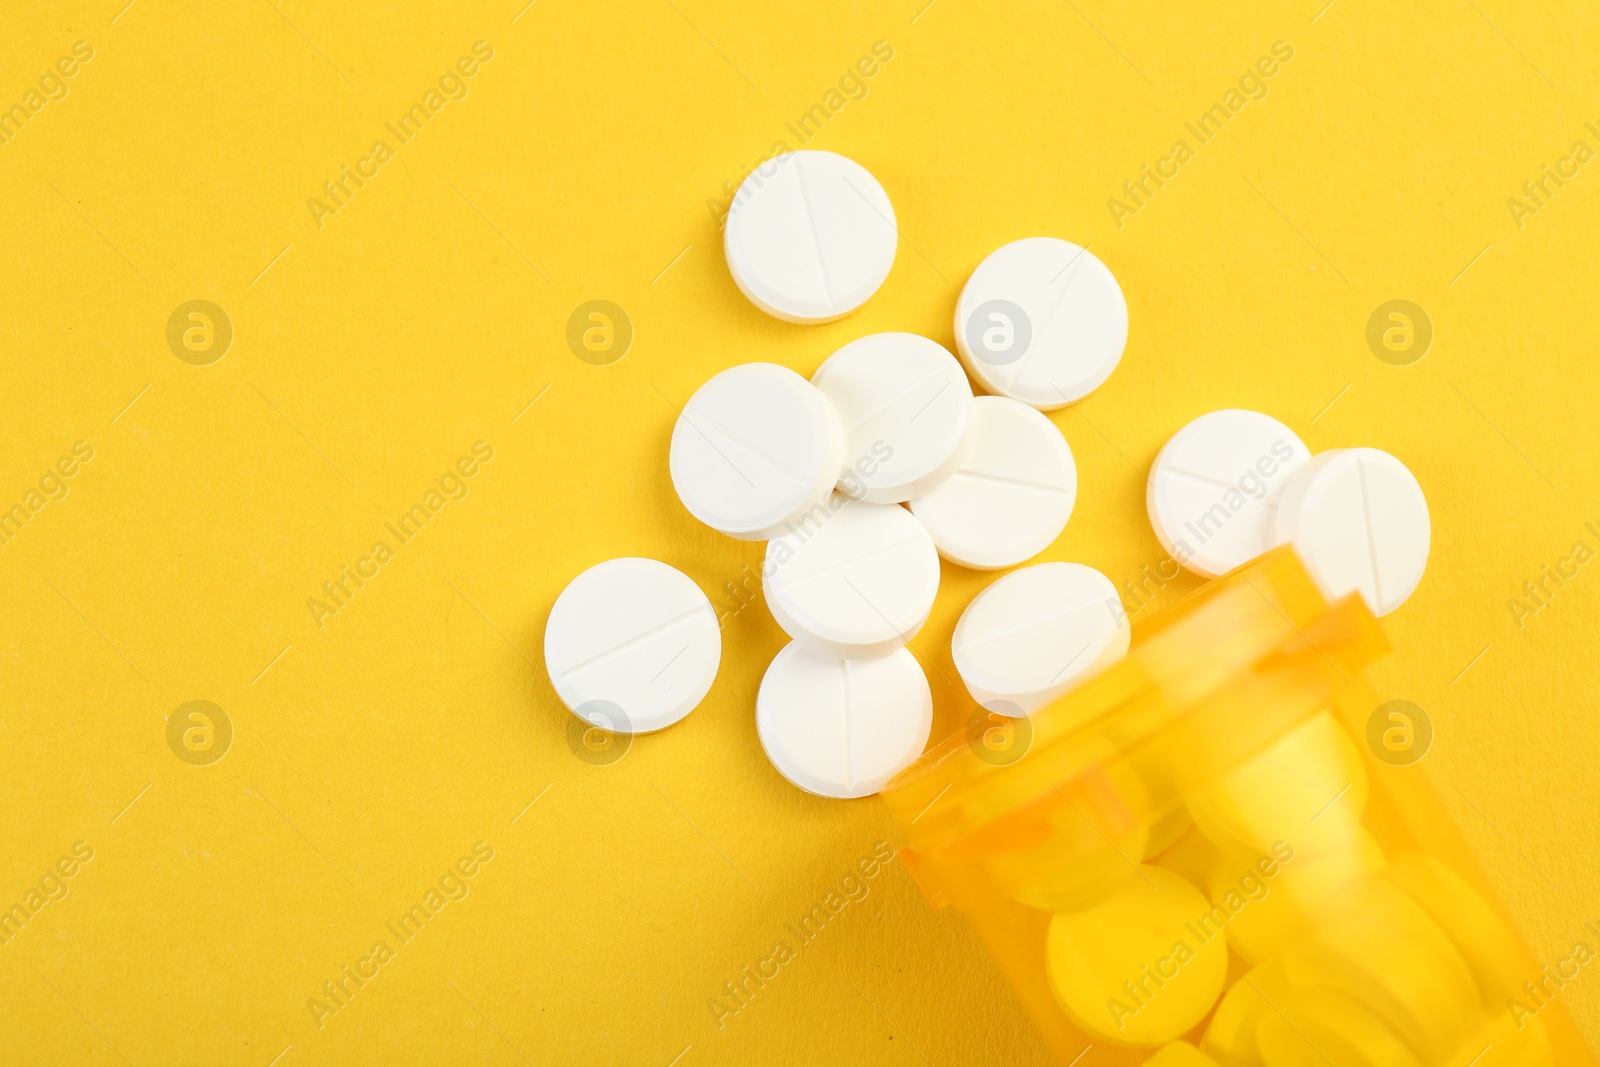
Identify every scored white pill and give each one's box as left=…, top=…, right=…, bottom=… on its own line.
left=1275, top=448, right=1431, bottom=617
left=669, top=363, right=844, bottom=541
left=724, top=151, right=898, bottom=323
left=764, top=495, right=940, bottom=659
left=953, top=237, right=1128, bottom=409
left=953, top=563, right=1130, bottom=717
left=757, top=641, right=933, bottom=798
left=811, top=333, right=975, bottom=503
left=908, top=396, right=1076, bottom=570
left=1147, top=409, right=1310, bottom=579
left=543, top=558, right=721, bottom=733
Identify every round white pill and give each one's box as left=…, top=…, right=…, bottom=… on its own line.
left=953, top=563, right=1130, bottom=717
left=907, top=396, right=1076, bottom=570
left=811, top=333, right=975, bottom=503
left=724, top=151, right=898, bottom=323
left=543, top=558, right=721, bottom=733
left=1274, top=448, right=1431, bottom=617
left=1146, top=409, right=1310, bottom=579
left=763, top=495, right=940, bottom=659
left=669, top=363, right=844, bottom=541
left=953, top=237, right=1127, bottom=409
left=757, top=641, right=932, bottom=798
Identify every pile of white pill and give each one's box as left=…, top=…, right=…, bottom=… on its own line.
left=542, top=150, right=1431, bottom=799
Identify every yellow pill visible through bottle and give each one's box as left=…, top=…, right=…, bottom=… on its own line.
left=1282, top=879, right=1480, bottom=1063
left=1201, top=962, right=1295, bottom=1067
left=1189, top=711, right=1368, bottom=860
left=1206, top=829, right=1384, bottom=967
left=1045, top=865, right=1228, bottom=1047
left=1382, top=852, right=1526, bottom=1008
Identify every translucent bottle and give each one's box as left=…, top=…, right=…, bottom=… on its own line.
left=883, top=548, right=1595, bottom=1066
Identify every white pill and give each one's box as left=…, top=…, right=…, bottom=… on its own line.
left=1274, top=448, right=1430, bottom=617
left=763, top=494, right=940, bottom=659
left=953, top=563, right=1130, bottom=717
left=724, top=151, right=898, bottom=323
left=1146, top=409, right=1310, bottom=579
left=669, top=363, right=844, bottom=541
left=908, top=396, right=1076, bottom=570
left=953, top=237, right=1127, bottom=409
left=811, top=333, right=975, bottom=503
left=757, top=641, right=932, bottom=798
left=543, top=558, right=720, bottom=733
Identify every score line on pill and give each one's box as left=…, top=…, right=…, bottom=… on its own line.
left=669, top=362, right=844, bottom=541
left=543, top=557, right=721, bottom=734
left=1274, top=447, right=1430, bottom=617
left=764, top=495, right=940, bottom=659
left=725, top=151, right=898, bottom=323
left=909, top=396, right=1076, bottom=570
left=757, top=641, right=932, bottom=798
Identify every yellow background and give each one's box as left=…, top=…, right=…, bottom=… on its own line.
left=3, top=0, right=1597, bottom=1063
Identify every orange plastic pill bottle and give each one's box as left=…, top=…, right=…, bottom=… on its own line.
left=883, top=548, right=1596, bottom=1066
